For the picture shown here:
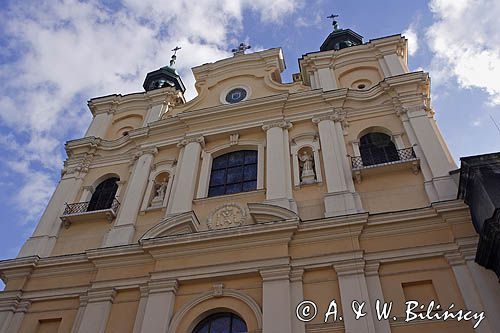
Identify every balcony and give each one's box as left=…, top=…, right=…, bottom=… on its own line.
left=350, top=147, right=420, bottom=183
left=60, top=198, right=120, bottom=228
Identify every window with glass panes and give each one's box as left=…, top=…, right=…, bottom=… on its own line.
left=192, top=312, right=247, bottom=333
left=208, top=150, right=257, bottom=197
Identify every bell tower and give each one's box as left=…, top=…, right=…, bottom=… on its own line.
left=143, top=46, right=186, bottom=93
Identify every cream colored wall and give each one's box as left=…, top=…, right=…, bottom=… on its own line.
left=336, top=64, right=382, bottom=89
left=106, top=113, right=144, bottom=140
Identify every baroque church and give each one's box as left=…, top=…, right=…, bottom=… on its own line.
left=1, top=21, right=499, bottom=333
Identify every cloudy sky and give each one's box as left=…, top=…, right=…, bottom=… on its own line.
left=0, top=0, right=499, bottom=282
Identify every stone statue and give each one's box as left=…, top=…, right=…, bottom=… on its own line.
left=151, top=179, right=168, bottom=206
left=299, top=150, right=316, bottom=184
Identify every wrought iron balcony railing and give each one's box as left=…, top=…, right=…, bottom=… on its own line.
left=61, top=198, right=120, bottom=228
left=351, top=147, right=417, bottom=169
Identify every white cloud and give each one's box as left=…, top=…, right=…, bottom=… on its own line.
left=426, top=0, right=500, bottom=105
left=0, top=0, right=301, bottom=228
left=402, top=25, right=419, bottom=56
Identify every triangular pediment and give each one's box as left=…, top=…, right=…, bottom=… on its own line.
left=139, top=211, right=200, bottom=241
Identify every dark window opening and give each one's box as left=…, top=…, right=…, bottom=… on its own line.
left=193, top=312, right=247, bottom=333
left=208, top=150, right=257, bottom=197
left=87, top=177, right=119, bottom=211
left=359, top=132, right=399, bottom=167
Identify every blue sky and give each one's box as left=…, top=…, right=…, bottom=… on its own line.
left=0, top=0, right=499, bottom=289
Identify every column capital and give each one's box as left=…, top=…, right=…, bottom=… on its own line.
left=290, top=268, right=305, bottom=282
left=86, top=288, right=117, bottom=303
left=148, top=279, right=179, bottom=295
left=445, top=252, right=467, bottom=266
left=14, top=300, right=31, bottom=313
left=260, top=267, right=290, bottom=282
left=135, top=147, right=159, bottom=158
left=262, top=120, right=292, bottom=131
left=334, top=259, right=365, bottom=277
left=0, top=291, right=22, bottom=312
left=177, top=135, right=205, bottom=148
left=365, top=262, right=380, bottom=277
left=312, top=109, right=345, bottom=124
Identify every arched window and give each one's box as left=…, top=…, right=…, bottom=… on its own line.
left=208, top=150, right=257, bottom=197
left=193, top=312, right=247, bottom=333
left=359, top=132, right=399, bottom=166
left=87, top=177, right=119, bottom=211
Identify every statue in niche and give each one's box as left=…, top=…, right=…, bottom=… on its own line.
left=150, top=177, right=168, bottom=207
left=299, top=150, right=316, bottom=184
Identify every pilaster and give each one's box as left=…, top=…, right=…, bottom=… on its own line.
left=105, top=148, right=157, bottom=246
left=290, top=268, right=306, bottom=333
left=167, top=136, right=204, bottom=215
left=85, top=111, right=113, bottom=139
left=445, top=252, right=492, bottom=333
left=139, top=279, right=178, bottom=333
left=76, top=288, right=116, bottom=333
left=365, top=263, right=391, bottom=333
left=260, top=267, right=292, bottom=333
left=312, top=111, right=363, bottom=217
left=334, top=260, right=376, bottom=333
left=262, top=121, right=297, bottom=212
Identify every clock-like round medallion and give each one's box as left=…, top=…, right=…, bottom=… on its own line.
left=225, top=88, right=247, bottom=104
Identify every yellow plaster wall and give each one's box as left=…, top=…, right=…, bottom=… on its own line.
left=19, top=298, right=78, bottom=333
left=51, top=218, right=110, bottom=255
left=106, top=112, right=144, bottom=140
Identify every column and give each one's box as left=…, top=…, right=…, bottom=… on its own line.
left=168, top=136, right=204, bottom=215
left=290, top=269, right=306, bottom=333
left=105, top=148, right=157, bottom=246
left=365, top=263, right=391, bottom=333
left=399, top=107, right=457, bottom=201
left=139, top=279, right=178, bottom=333
left=313, top=112, right=362, bottom=217
left=132, top=286, right=149, bottom=333
left=445, top=253, right=492, bottom=333
left=260, top=268, right=292, bottom=333
left=262, top=121, right=296, bottom=211
left=76, top=288, right=116, bottom=333
left=18, top=169, right=86, bottom=258
left=70, top=295, right=88, bottom=333
left=85, top=112, right=113, bottom=138
left=334, top=261, right=376, bottom=333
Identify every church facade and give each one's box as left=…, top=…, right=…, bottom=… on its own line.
left=1, top=26, right=499, bottom=333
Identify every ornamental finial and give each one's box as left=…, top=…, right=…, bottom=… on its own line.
left=170, top=46, right=181, bottom=67
left=327, top=14, right=340, bottom=31
left=231, top=42, right=251, bottom=56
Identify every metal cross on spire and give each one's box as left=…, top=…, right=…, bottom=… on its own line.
left=170, top=46, right=181, bottom=67
left=327, top=14, right=340, bottom=31
left=232, top=42, right=251, bottom=56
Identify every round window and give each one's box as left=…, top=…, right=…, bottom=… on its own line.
left=225, top=88, right=247, bottom=104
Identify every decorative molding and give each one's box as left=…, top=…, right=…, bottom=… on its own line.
left=168, top=287, right=263, bottom=332
left=247, top=202, right=300, bottom=223
left=139, top=211, right=201, bottom=241
left=229, top=133, right=239, bottom=145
